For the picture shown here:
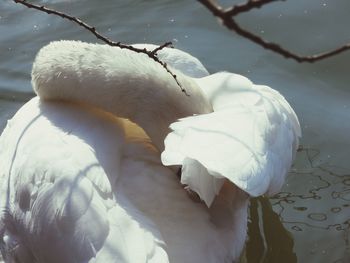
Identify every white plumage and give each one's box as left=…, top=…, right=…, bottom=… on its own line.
left=163, top=73, right=301, bottom=206
left=0, top=41, right=300, bottom=263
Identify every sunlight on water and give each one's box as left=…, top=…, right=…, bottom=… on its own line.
left=0, top=0, right=349, bottom=262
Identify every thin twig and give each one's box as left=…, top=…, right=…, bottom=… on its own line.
left=13, top=0, right=188, bottom=94
left=225, top=0, right=282, bottom=16
left=150, top=42, right=173, bottom=56
left=198, top=0, right=350, bottom=62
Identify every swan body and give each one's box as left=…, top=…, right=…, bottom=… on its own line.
left=0, top=41, right=300, bottom=263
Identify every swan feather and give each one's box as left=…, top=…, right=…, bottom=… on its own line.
left=162, top=73, right=301, bottom=206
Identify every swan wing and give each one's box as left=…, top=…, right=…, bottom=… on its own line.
left=0, top=98, right=168, bottom=263
left=162, top=73, right=301, bottom=206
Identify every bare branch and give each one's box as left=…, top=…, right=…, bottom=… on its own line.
left=13, top=0, right=188, bottom=94
left=198, top=0, right=350, bottom=62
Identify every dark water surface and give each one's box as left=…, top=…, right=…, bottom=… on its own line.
left=0, top=0, right=349, bottom=262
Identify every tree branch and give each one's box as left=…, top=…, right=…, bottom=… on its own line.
left=14, top=0, right=350, bottom=68
left=198, top=0, right=350, bottom=62
left=13, top=0, right=188, bottom=94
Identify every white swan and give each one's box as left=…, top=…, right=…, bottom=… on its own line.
left=0, top=41, right=301, bottom=263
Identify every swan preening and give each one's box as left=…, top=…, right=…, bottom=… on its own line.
left=0, top=41, right=301, bottom=263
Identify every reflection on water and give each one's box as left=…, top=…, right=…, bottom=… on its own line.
left=241, top=146, right=350, bottom=263
left=1, top=0, right=350, bottom=262
left=243, top=197, right=297, bottom=263
left=271, top=148, right=350, bottom=263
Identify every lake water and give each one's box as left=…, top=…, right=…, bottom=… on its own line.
left=0, top=0, right=349, bottom=262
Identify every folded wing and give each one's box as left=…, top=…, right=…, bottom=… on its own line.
left=162, top=73, right=301, bottom=206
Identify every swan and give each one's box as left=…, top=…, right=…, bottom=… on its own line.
left=0, top=40, right=301, bottom=263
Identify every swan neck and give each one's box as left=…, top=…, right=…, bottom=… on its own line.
left=32, top=41, right=213, bottom=150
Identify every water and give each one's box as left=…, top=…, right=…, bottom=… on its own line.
left=0, top=0, right=349, bottom=262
